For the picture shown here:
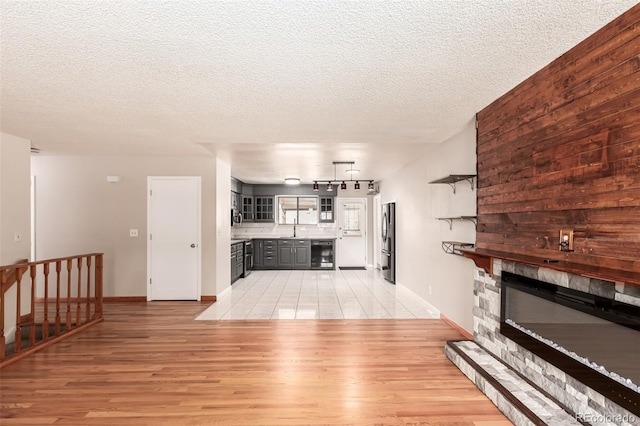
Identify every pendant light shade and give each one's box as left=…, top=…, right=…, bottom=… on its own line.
left=340, top=181, right=347, bottom=190
left=354, top=181, right=360, bottom=190
left=313, top=181, right=319, bottom=191
left=368, top=181, right=374, bottom=190
left=326, top=182, right=333, bottom=191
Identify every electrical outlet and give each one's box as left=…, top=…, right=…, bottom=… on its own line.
left=129, top=229, right=139, bottom=237
left=428, top=285, right=432, bottom=295
left=559, top=229, right=574, bottom=252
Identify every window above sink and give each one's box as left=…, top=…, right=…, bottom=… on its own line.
left=277, top=196, right=318, bottom=225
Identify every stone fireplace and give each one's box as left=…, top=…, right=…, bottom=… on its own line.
left=450, top=259, right=640, bottom=425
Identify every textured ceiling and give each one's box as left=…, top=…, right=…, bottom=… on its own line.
left=1, top=1, right=637, bottom=184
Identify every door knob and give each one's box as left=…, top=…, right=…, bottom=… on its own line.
left=190, top=243, right=196, bottom=248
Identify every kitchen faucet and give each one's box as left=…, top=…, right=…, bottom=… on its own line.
left=293, top=218, right=297, bottom=237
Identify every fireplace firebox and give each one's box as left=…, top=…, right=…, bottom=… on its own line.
left=500, top=271, right=640, bottom=416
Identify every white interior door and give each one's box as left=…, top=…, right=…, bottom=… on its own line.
left=147, top=177, right=201, bottom=301
left=337, top=198, right=367, bottom=268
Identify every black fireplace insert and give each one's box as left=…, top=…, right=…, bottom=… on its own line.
left=500, top=271, right=640, bottom=416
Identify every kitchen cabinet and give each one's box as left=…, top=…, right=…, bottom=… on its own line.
left=277, top=239, right=310, bottom=269
left=254, top=196, right=275, bottom=222
left=277, top=240, right=294, bottom=266
left=253, top=240, right=263, bottom=268
left=293, top=240, right=310, bottom=268
left=253, top=239, right=277, bottom=269
left=319, top=197, right=334, bottom=223
left=242, top=195, right=254, bottom=221
left=231, top=242, right=244, bottom=283
left=264, top=239, right=277, bottom=268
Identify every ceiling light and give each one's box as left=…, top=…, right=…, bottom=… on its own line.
left=312, top=161, right=374, bottom=193
left=284, top=177, right=300, bottom=185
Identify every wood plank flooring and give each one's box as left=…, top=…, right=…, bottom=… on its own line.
left=0, top=302, right=512, bottom=425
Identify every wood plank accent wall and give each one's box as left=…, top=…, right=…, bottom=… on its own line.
left=476, top=4, right=640, bottom=274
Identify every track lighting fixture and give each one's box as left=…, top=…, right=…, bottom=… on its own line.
left=312, top=162, right=375, bottom=192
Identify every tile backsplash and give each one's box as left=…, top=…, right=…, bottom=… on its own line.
left=231, top=222, right=337, bottom=239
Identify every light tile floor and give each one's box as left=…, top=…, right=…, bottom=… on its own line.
left=196, top=268, right=440, bottom=320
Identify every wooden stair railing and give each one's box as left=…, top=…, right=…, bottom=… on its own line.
left=0, top=259, right=28, bottom=293
left=0, top=253, right=104, bottom=367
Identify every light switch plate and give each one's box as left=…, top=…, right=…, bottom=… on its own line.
left=129, top=229, right=139, bottom=237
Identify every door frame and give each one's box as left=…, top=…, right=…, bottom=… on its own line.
left=336, top=197, right=368, bottom=268
left=146, top=176, right=202, bottom=301
left=373, top=194, right=381, bottom=270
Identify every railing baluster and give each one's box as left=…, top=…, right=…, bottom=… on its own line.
left=66, top=260, right=72, bottom=330
left=29, top=265, right=37, bottom=347
left=55, top=261, right=61, bottom=335
left=76, top=257, right=82, bottom=326
left=95, top=254, right=103, bottom=320
left=14, top=268, right=23, bottom=354
left=43, top=263, right=50, bottom=341
left=1, top=270, right=6, bottom=361
left=85, top=256, right=92, bottom=322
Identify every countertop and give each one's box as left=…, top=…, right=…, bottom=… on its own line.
left=232, top=236, right=336, bottom=241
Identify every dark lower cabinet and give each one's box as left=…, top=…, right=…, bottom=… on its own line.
left=231, top=242, right=244, bottom=283
left=293, top=241, right=310, bottom=268
left=253, top=239, right=277, bottom=269
left=278, top=243, right=294, bottom=266
left=277, top=239, right=310, bottom=269
left=254, top=240, right=263, bottom=268
left=252, top=238, right=325, bottom=270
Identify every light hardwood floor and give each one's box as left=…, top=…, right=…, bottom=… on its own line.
left=0, top=302, right=512, bottom=425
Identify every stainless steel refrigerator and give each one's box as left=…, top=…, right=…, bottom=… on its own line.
left=381, top=202, right=395, bottom=283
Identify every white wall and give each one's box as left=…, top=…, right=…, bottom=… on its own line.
left=379, top=118, right=477, bottom=331
left=31, top=155, right=220, bottom=297
left=0, top=132, right=32, bottom=344
left=0, top=132, right=31, bottom=264
left=215, top=158, right=231, bottom=297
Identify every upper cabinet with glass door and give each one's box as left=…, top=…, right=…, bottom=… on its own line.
left=277, top=196, right=319, bottom=225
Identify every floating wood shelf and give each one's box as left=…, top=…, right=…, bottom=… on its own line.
left=437, top=216, right=477, bottom=230
left=442, top=241, right=475, bottom=256
left=459, top=248, right=640, bottom=286
left=429, top=174, right=476, bottom=193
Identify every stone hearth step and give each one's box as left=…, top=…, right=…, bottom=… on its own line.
left=445, top=340, right=581, bottom=426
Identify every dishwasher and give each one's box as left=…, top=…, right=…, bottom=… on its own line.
left=310, top=240, right=334, bottom=270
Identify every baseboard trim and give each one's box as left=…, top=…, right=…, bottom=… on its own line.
left=440, top=314, right=473, bottom=339
left=103, top=296, right=147, bottom=303
left=201, top=295, right=217, bottom=302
